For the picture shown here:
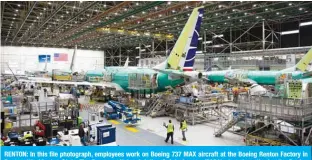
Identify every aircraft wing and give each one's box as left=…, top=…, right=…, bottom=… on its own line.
left=17, top=79, right=124, bottom=91
left=225, top=77, right=257, bottom=86
left=153, top=69, right=187, bottom=78
left=241, top=78, right=257, bottom=84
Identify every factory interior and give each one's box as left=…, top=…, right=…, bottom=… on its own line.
left=1, top=1, right=312, bottom=147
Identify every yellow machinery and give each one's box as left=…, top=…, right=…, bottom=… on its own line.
left=52, top=69, right=72, bottom=81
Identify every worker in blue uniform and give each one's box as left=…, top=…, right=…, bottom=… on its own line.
left=164, top=120, right=174, bottom=144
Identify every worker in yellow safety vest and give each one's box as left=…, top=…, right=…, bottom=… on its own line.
left=164, top=120, right=174, bottom=144
left=180, top=119, right=188, bottom=141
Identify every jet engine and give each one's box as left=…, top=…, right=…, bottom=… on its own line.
left=183, top=71, right=203, bottom=84
left=249, top=84, right=267, bottom=96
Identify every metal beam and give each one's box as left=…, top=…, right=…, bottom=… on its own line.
left=51, top=1, right=97, bottom=33
left=12, top=1, right=37, bottom=42
left=62, top=1, right=165, bottom=45
left=23, top=1, right=68, bottom=43
left=1, top=1, right=5, bottom=28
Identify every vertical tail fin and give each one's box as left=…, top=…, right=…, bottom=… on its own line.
left=124, top=57, right=129, bottom=67
left=282, top=48, right=312, bottom=72
left=153, top=6, right=204, bottom=71
left=296, top=48, right=312, bottom=72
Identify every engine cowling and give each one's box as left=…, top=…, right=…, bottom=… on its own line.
left=183, top=71, right=203, bottom=83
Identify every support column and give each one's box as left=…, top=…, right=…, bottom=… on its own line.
left=298, top=19, right=301, bottom=47
left=262, top=20, right=265, bottom=50
left=165, top=40, right=168, bottom=58
left=230, top=27, right=232, bottom=53
left=152, top=41, right=155, bottom=58
left=119, top=47, right=122, bottom=66
left=139, top=43, right=142, bottom=59
left=204, top=31, right=207, bottom=53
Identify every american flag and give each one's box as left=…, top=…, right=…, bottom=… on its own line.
left=54, top=53, right=68, bottom=61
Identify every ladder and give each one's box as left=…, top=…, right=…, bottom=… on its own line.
left=149, top=100, right=166, bottom=117
left=146, top=98, right=162, bottom=116
left=214, top=113, right=244, bottom=137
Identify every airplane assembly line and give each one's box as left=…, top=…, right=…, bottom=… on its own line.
left=1, top=1, right=312, bottom=147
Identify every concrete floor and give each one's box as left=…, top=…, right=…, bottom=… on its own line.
left=12, top=87, right=245, bottom=146
left=78, top=95, right=244, bottom=146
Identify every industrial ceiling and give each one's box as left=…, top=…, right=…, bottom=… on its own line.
left=1, top=1, right=312, bottom=49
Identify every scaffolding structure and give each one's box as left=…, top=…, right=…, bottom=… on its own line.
left=128, top=73, right=158, bottom=90
left=214, top=93, right=312, bottom=146
left=175, top=94, right=236, bottom=125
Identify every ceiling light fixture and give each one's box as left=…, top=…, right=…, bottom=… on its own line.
left=300, top=21, right=312, bottom=26
left=280, top=30, right=299, bottom=35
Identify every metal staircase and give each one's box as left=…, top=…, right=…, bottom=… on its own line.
left=182, top=85, right=193, bottom=94
left=149, top=100, right=166, bottom=117
left=214, top=113, right=244, bottom=137
left=212, top=108, right=228, bottom=119
left=145, top=96, right=161, bottom=115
